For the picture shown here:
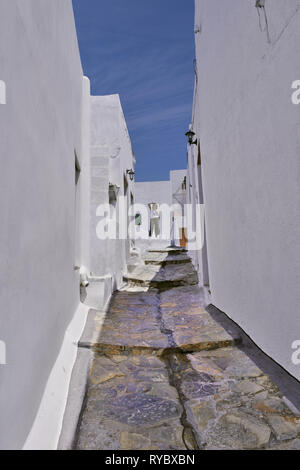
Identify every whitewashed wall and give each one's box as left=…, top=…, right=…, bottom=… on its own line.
left=186, top=138, right=209, bottom=285
left=90, top=95, right=135, bottom=305
left=135, top=181, right=172, bottom=208
left=193, top=0, right=300, bottom=380
left=135, top=172, right=186, bottom=251
left=134, top=180, right=172, bottom=252
left=0, top=0, right=88, bottom=448
left=170, top=169, right=186, bottom=207
left=170, top=170, right=187, bottom=248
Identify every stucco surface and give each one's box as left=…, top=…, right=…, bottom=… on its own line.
left=0, top=0, right=86, bottom=448
left=193, top=0, right=300, bottom=380
left=135, top=181, right=172, bottom=207
left=90, top=94, right=134, bottom=288
left=134, top=172, right=186, bottom=251
left=170, top=169, right=186, bottom=206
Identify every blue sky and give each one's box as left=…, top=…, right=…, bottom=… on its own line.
left=72, top=0, right=195, bottom=182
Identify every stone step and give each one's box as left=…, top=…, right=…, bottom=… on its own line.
left=143, top=253, right=191, bottom=266
left=79, top=288, right=240, bottom=356
left=160, top=287, right=240, bottom=352
left=124, top=262, right=199, bottom=290
left=78, top=295, right=170, bottom=356
left=148, top=247, right=188, bottom=256
left=75, top=274, right=300, bottom=450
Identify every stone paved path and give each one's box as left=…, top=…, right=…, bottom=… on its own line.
left=76, top=249, right=300, bottom=450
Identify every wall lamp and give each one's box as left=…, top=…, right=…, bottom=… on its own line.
left=185, top=130, right=198, bottom=146
left=126, top=169, right=135, bottom=181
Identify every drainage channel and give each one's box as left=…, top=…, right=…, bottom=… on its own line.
left=154, top=287, right=201, bottom=450
left=162, top=351, right=201, bottom=450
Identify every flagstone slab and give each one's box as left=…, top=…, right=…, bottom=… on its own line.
left=204, top=411, right=272, bottom=450
left=172, top=347, right=300, bottom=450
left=75, top=249, right=300, bottom=451
left=166, top=313, right=237, bottom=351
left=79, top=283, right=237, bottom=354
left=79, top=291, right=170, bottom=354
left=160, top=287, right=239, bottom=351
left=124, top=262, right=198, bottom=288
left=76, top=354, right=186, bottom=450
left=160, top=285, right=211, bottom=309
left=266, top=414, right=299, bottom=441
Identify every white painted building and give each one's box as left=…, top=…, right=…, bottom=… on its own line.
left=134, top=170, right=186, bottom=252
left=88, top=94, right=135, bottom=310
left=188, top=0, right=300, bottom=381
left=0, top=0, right=136, bottom=449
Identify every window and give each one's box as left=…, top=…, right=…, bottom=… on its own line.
left=135, top=212, right=142, bottom=226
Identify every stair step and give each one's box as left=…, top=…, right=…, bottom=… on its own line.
left=124, top=262, right=198, bottom=290
left=143, top=253, right=190, bottom=266
left=123, top=275, right=198, bottom=290
left=148, top=247, right=187, bottom=255
left=79, top=305, right=240, bottom=356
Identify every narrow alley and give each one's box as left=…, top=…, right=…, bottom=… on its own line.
left=2, top=0, right=300, bottom=452
left=75, top=249, right=300, bottom=450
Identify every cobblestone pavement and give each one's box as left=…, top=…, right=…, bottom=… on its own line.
left=76, top=249, right=300, bottom=450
